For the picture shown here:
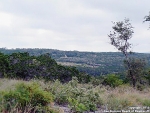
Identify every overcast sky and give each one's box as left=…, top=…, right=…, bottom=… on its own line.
left=0, top=0, right=150, bottom=53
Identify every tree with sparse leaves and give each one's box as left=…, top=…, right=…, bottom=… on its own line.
left=143, top=12, right=150, bottom=85
left=108, top=18, right=146, bottom=87
left=108, top=18, right=134, bottom=58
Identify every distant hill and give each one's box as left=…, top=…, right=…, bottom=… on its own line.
left=0, top=48, right=150, bottom=76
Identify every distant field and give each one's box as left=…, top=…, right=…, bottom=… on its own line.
left=57, top=61, right=99, bottom=68
left=57, top=61, right=82, bottom=66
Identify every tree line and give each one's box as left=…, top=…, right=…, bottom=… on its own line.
left=0, top=52, right=91, bottom=83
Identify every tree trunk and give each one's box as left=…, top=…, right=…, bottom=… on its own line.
left=127, top=60, right=136, bottom=87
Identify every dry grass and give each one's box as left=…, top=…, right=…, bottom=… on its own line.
left=0, top=78, right=150, bottom=111
left=99, top=84, right=150, bottom=110
left=0, top=78, right=25, bottom=91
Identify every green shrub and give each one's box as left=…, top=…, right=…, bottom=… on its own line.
left=0, top=82, right=57, bottom=113
left=103, top=74, right=123, bottom=88
left=67, top=89, right=99, bottom=112
left=68, top=97, right=87, bottom=112
left=142, top=99, right=150, bottom=106
left=47, top=78, right=100, bottom=112
left=49, top=80, right=70, bottom=105
left=55, top=91, right=68, bottom=105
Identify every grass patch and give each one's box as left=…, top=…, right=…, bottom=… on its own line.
left=0, top=78, right=150, bottom=112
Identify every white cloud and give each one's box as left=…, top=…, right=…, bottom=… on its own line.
left=0, top=0, right=150, bottom=52
left=0, top=12, right=13, bottom=28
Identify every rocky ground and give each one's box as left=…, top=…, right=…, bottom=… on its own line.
left=54, top=105, right=105, bottom=113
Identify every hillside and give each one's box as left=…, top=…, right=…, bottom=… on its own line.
left=0, top=48, right=150, bottom=76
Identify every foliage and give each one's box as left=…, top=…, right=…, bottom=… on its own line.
left=144, top=68, right=150, bottom=85
left=103, top=74, right=123, bottom=88
left=0, top=53, right=9, bottom=77
left=45, top=77, right=101, bottom=112
left=8, top=52, right=36, bottom=79
left=68, top=97, right=87, bottom=112
left=144, top=12, right=150, bottom=28
left=0, top=82, right=57, bottom=113
left=1, top=78, right=150, bottom=112
left=142, top=99, right=150, bottom=106
left=124, top=58, right=146, bottom=87
left=0, top=48, right=150, bottom=76
left=108, top=18, right=147, bottom=87
left=108, top=18, right=134, bottom=57
left=0, top=52, right=87, bottom=83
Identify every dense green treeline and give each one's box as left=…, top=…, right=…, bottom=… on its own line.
left=0, top=52, right=91, bottom=83
left=0, top=48, right=150, bottom=76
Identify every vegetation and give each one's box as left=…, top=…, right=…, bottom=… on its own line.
left=0, top=48, right=150, bottom=76
left=0, top=12, right=150, bottom=113
left=102, top=74, right=123, bottom=88
left=124, top=58, right=147, bottom=87
left=108, top=18, right=148, bottom=87
left=0, top=51, right=149, bottom=112
left=108, top=18, right=134, bottom=57
left=0, top=78, right=150, bottom=112
left=144, top=11, right=150, bottom=27
left=0, top=52, right=90, bottom=83
left=0, top=82, right=57, bottom=113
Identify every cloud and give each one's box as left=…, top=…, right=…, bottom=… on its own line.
left=0, top=0, right=150, bottom=52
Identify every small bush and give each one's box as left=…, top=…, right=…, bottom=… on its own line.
left=68, top=97, right=87, bottom=112
left=0, top=82, right=57, bottom=113
left=142, top=99, right=150, bottom=106
left=103, top=74, right=123, bottom=88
